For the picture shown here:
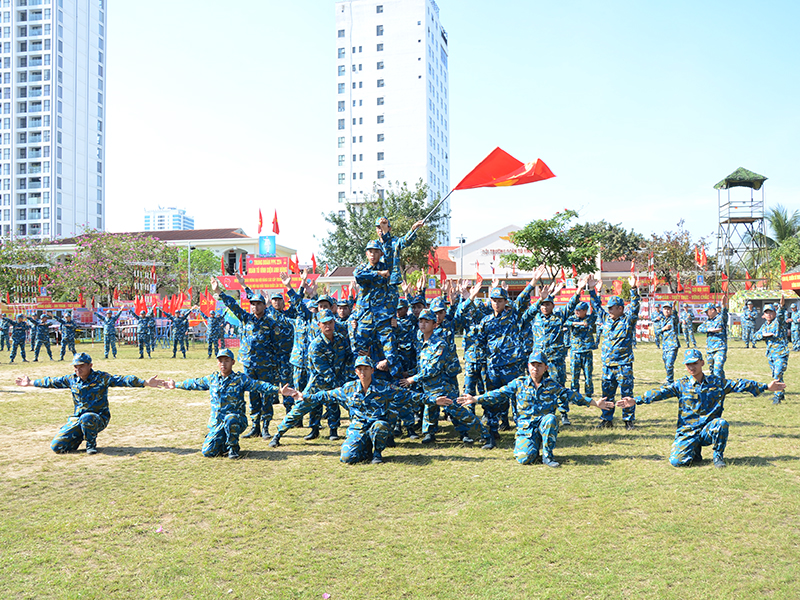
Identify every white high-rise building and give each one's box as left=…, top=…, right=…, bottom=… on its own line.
left=0, top=0, right=106, bottom=241
left=144, top=206, right=195, bottom=231
left=335, top=0, right=451, bottom=244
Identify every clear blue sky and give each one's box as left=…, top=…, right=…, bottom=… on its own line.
left=105, top=0, right=799, bottom=259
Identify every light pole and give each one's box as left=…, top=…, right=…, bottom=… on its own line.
left=457, top=235, right=466, bottom=278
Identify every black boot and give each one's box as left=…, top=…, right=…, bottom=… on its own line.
left=304, top=427, right=320, bottom=441
left=261, top=421, right=271, bottom=438
left=242, top=418, right=261, bottom=438
left=329, top=428, right=339, bottom=441
left=406, top=426, right=420, bottom=440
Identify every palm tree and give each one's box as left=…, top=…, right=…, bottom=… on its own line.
left=766, top=204, right=800, bottom=245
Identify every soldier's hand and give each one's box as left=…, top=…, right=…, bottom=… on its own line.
left=435, top=396, right=452, bottom=406
left=411, top=220, right=424, bottom=231
left=210, top=278, right=222, bottom=294
left=399, top=378, right=413, bottom=387
left=378, top=270, right=390, bottom=278
left=376, top=359, right=390, bottom=372
left=162, top=379, right=177, bottom=390
left=616, top=396, right=636, bottom=408
left=279, top=272, right=291, bottom=287
left=457, top=394, right=476, bottom=406
left=235, top=273, right=246, bottom=287
left=628, top=274, right=637, bottom=288
left=491, top=277, right=500, bottom=289
left=767, top=380, right=786, bottom=392
left=15, top=375, right=32, bottom=387
left=145, top=375, right=163, bottom=388
left=591, top=397, right=613, bottom=410
left=280, top=384, right=297, bottom=397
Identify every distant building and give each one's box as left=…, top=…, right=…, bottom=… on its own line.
left=334, top=0, right=451, bottom=244
left=144, top=207, right=195, bottom=231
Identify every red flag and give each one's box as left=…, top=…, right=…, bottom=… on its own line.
left=341, top=285, right=349, bottom=299
left=721, top=273, right=729, bottom=293
left=558, top=268, right=566, bottom=284
left=630, top=261, right=635, bottom=274
left=187, top=287, right=193, bottom=302
left=151, top=265, right=157, bottom=283
left=694, top=246, right=701, bottom=267
left=571, top=264, right=577, bottom=278
left=324, top=264, right=330, bottom=277
left=37, top=274, right=41, bottom=288
left=745, top=270, right=753, bottom=291
left=612, top=280, right=623, bottom=295
left=205, top=286, right=209, bottom=299
left=700, top=247, right=708, bottom=268
left=258, top=209, right=263, bottom=234
left=221, top=254, right=226, bottom=276
left=454, top=147, right=555, bottom=190
left=311, top=253, right=318, bottom=274
left=350, top=286, right=357, bottom=300
left=79, top=291, right=84, bottom=305
left=331, top=290, right=339, bottom=301
left=427, top=250, right=439, bottom=272
left=6, top=291, right=10, bottom=303
left=476, top=270, right=484, bottom=287
left=162, top=296, right=170, bottom=314
left=781, top=256, right=787, bottom=275
left=677, top=272, right=684, bottom=292
left=272, top=210, right=280, bottom=235
left=113, top=288, right=119, bottom=301
left=439, top=266, right=447, bottom=283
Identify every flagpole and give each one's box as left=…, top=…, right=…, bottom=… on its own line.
left=422, top=189, right=454, bottom=225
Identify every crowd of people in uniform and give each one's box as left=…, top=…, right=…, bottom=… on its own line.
left=12, top=216, right=790, bottom=467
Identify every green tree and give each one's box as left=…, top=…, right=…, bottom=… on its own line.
left=500, top=210, right=599, bottom=278
left=317, top=180, right=446, bottom=271
left=571, top=220, right=644, bottom=261
left=633, top=227, right=710, bottom=292
left=0, top=238, right=51, bottom=303
left=766, top=204, right=800, bottom=245
left=175, top=247, right=221, bottom=298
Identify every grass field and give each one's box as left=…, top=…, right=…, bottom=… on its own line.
left=1, top=337, right=799, bottom=599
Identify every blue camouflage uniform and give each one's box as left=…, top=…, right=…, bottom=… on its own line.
left=679, top=306, right=697, bottom=347
left=658, top=307, right=681, bottom=384
left=129, top=311, right=153, bottom=358
left=476, top=369, right=595, bottom=464
left=753, top=304, right=789, bottom=404
left=520, top=288, right=581, bottom=418
left=286, top=288, right=316, bottom=399
left=461, top=299, right=491, bottom=397
left=566, top=304, right=596, bottom=397
left=4, top=316, right=29, bottom=362
left=268, top=302, right=297, bottom=414
left=352, top=251, right=399, bottom=376
left=741, top=305, right=758, bottom=349
left=395, top=299, right=418, bottom=375
left=34, top=364, right=148, bottom=453
left=651, top=309, right=663, bottom=348
left=164, top=310, right=191, bottom=358
left=53, top=314, right=78, bottom=360
left=0, top=316, right=11, bottom=352
left=95, top=310, right=122, bottom=359
left=205, top=311, right=225, bottom=357
left=375, top=218, right=417, bottom=311
left=174, top=369, right=280, bottom=457
left=27, top=315, right=53, bottom=361
left=590, top=288, right=641, bottom=425
left=634, top=357, right=770, bottom=466
left=697, top=304, right=728, bottom=378
left=788, top=305, right=800, bottom=351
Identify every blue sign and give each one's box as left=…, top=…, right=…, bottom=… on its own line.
left=259, top=235, right=276, bottom=257
left=696, top=275, right=705, bottom=285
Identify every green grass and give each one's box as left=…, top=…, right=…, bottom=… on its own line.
left=1, top=337, right=799, bottom=599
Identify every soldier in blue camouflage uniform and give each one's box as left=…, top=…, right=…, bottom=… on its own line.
left=680, top=303, right=697, bottom=348
left=352, top=240, right=399, bottom=376
left=618, top=348, right=785, bottom=468
left=567, top=301, right=596, bottom=398
left=95, top=308, right=122, bottom=359
left=4, top=314, right=29, bottom=362
left=741, top=300, right=758, bottom=349
left=753, top=299, right=790, bottom=404
left=27, top=313, right=54, bottom=361
left=0, top=313, right=11, bottom=352
left=658, top=301, right=681, bottom=384
left=283, top=281, right=317, bottom=413
left=374, top=215, right=424, bottom=312
left=213, top=277, right=277, bottom=440
left=519, top=274, right=586, bottom=426
left=459, top=351, right=613, bottom=467
left=129, top=310, right=152, bottom=358
left=697, top=298, right=728, bottom=379
left=461, top=297, right=491, bottom=397
left=400, top=308, right=493, bottom=447
left=788, top=303, right=800, bottom=352
left=164, top=349, right=287, bottom=459
left=15, top=352, right=161, bottom=454
left=269, top=292, right=297, bottom=417
left=394, top=298, right=422, bottom=438
left=651, top=306, right=663, bottom=348
left=204, top=309, right=225, bottom=358
left=164, top=308, right=192, bottom=358
left=53, top=312, right=78, bottom=360
left=588, top=274, right=641, bottom=429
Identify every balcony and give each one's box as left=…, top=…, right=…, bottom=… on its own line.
left=29, top=166, right=41, bottom=174
left=28, top=134, right=41, bottom=143
left=28, top=182, right=41, bottom=189
left=29, top=58, right=42, bottom=67
left=29, top=89, right=41, bottom=97
left=29, top=74, right=42, bottom=82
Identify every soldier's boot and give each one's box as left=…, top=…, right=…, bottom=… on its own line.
left=713, top=452, right=726, bottom=469
left=371, top=452, right=383, bottom=464
left=421, top=433, right=436, bottom=444
left=304, top=427, right=320, bottom=441
left=261, top=420, right=271, bottom=438
left=542, top=454, right=560, bottom=468
left=268, top=434, right=281, bottom=448
left=329, top=428, right=339, bottom=441
left=498, top=414, right=511, bottom=431
left=481, top=436, right=496, bottom=450
left=406, top=426, right=420, bottom=439
left=560, top=412, right=571, bottom=427
left=385, top=435, right=396, bottom=448
left=241, top=417, right=261, bottom=438
left=228, top=445, right=241, bottom=460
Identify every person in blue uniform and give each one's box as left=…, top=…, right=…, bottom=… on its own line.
left=741, top=300, right=758, bottom=349
left=679, top=303, right=697, bottom=348
left=374, top=215, right=424, bottom=309
left=4, top=314, right=30, bottom=362
left=651, top=305, right=663, bottom=349
left=567, top=301, right=596, bottom=399
left=788, top=303, right=800, bottom=352
left=164, top=308, right=192, bottom=358
left=268, top=292, right=297, bottom=418
left=204, top=309, right=225, bottom=358
left=0, top=313, right=11, bottom=352
left=618, top=348, right=786, bottom=468
left=27, top=312, right=54, bottom=361
left=53, top=311, right=78, bottom=360
left=587, top=274, right=640, bottom=429
left=753, top=298, right=790, bottom=404
left=95, top=308, right=123, bottom=359
left=458, top=351, right=613, bottom=467
left=657, top=301, right=681, bottom=384
left=15, top=352, right=161, bottom=454
left=129, top=309, right=152, bottom=359
left=697, top=297, right=729, bottom=379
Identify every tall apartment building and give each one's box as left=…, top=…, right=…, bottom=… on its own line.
left=335, top=0, right=451, bottom=244
left=144, top=206, right=195, bottom=231
left=0, top=0, right=106, bottom=241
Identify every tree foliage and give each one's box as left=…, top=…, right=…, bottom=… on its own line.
left=632, top=227, right=711, bottom=292
left=317, top=180, right=446, bottom=271
left=571, top=220, right=645, bottom=261
left=0, top=238, right=52, bottom=302
left=766, top=204, right=800, bottom=245
left=501, top=210, right=599, bottom=277
left=176, top=247, right=220, bottom=296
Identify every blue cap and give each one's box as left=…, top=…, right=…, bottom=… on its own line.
left=250, top=293, right=267, bottom=304
left=305, top=299, right=318, bottom=309
left=746, top=300, right=753, bottom=305
left=540, top=295, right=555, bottom=304
left=607, top=296, right=624, bottom=308
left=489, top=287, right=508, bottom=299
left=704, top=302, right=717, bottom=311
left=418, top=309, right=436, bottom=321
left=270, top=292, right=284, bottom=300
left=374, top=216, right=390, bottom=227
left=397, top=298, right=409, bottom=309
left=365, top=240, right=383, bottom=251
left=317, top=295, right=334, bottom=307
left=410, top=294, right=426, bottom=307
left=429, top=296, right=446, bottom=312
left=528, top=350, right=548, bottom=365
left=792, top=303, right=798, bottom=309
left=762, top=303, right=776, bottom=314
left=355, top=355, right=375, bottom=368
left=576, top=301, right=589, bottom=311
left=216, top=348, right=235, bottom=360
left=72, top=352, right=92, bottom=365
left=683, top=348, right=704, bottom=364
left=337, top=298, right=350, bottom=307
left=317, top=309, right=335, bottom=323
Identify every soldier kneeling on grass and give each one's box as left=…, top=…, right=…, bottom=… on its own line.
left=616, top=348, right=786, bottom=469
left=457, top=351, right=614, bottom=468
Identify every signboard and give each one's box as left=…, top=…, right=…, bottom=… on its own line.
left=781, top=272, right=800, bottom=291
left=258, top=236, right=276, bottom=257
left=219, top=257, right=318, bottom=294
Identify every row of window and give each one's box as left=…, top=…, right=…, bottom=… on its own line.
left=338, top=43, right=384, bottom=58
left=337, top=152, right=385, bottom=165
left=338, top=79, right=384, bottom=94
left=338, top=61, right=385, bottom=76
left=338, top=171, right=385, bottom=184
left=337, top=133, right=385, bottom=148
left=337, top=114, right=385, bottom=129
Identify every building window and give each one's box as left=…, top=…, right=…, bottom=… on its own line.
left=338, top=119, right=345, bottom=130
left=376, top=25, right=384, bottom=36
left=338, top=47, right=345, bottom=58
left=377, top=171, right=385, bottom=179
left=359, top=136, right=363, bottom=142
left=376, top=5, right=383, bottom=13
left=338, top=136, right=345, bottom=148
left=359, top=117, right=363, bottom=124
left=338, top=155, right=345, bottom=166
left=377, top=61, right=384, bottom=70
left=338, top=210, right=346, bottom=218
left=377, top=79, right=384, bottom=88
left=338, top=65, right=345, bottom=76
left=353, top=173, right=357, bottom=180
left=377, top=134, right=385, bottom=142
left=338, top=192, right=345, bottom=203
left=352, top=118, right=356, bottom=125
left=359, top=172, right=364, bottom=180
left=338, top=100, right=345, bottom=112
left=377, top=97, right=384, bottom=105
left=377, top=43, right=384, bottom=51
left=338, top=173, right=345, bottom=184
left=338, top=83, right=345, bottom=94
left=353, top=154, right=357, bottom=161
left=377, top=152, right=384, bottom=161
left=377, top=115, right=384, bottom=124
left=337, top=29, right=345, bottom=38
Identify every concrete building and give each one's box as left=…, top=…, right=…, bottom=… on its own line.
left=0, top=0, right=106, bottom=241
left=334, top=0, right=451, bottom=244
left=144, top=206, right=195, bottom=231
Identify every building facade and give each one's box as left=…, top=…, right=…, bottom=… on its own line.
left=334, top=0, right=451, bottom=244
left=0, top=0, right=106, bottom=241
left=144, top=206, right=195, bottom=231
